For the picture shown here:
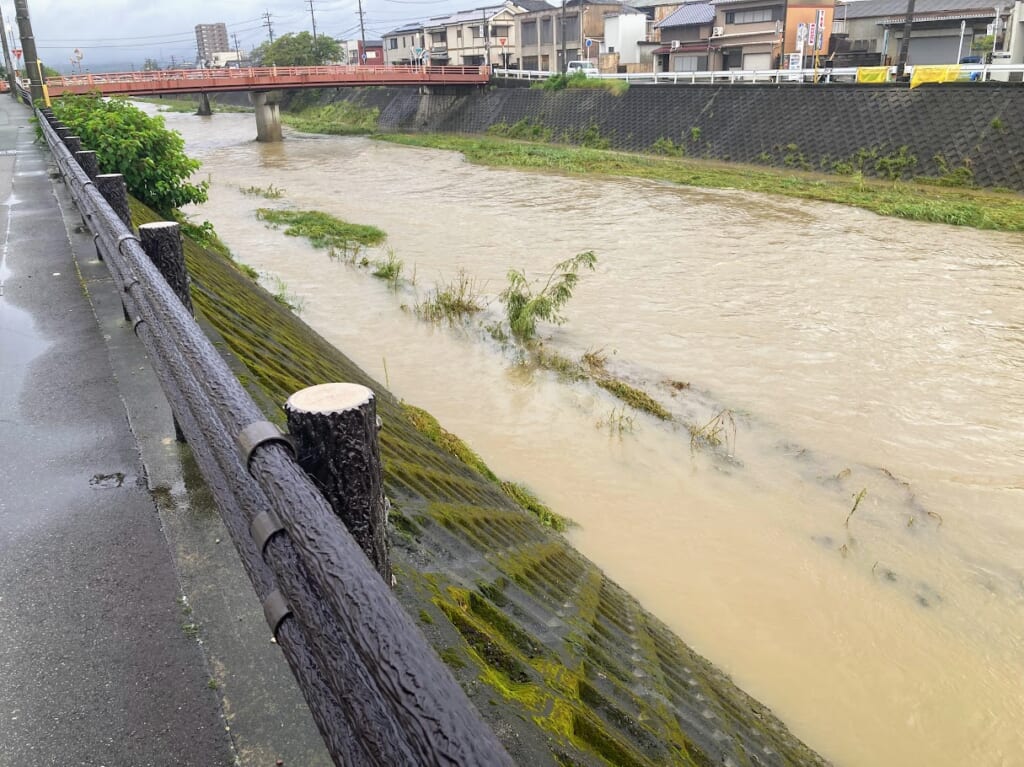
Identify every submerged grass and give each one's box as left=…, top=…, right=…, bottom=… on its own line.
left=377, top=134, right=1024, bottom=232
left=256, top=208, right=386, bottom=252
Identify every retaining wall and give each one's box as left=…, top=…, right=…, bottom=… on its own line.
left=326, top=83, right=1024, bottom=190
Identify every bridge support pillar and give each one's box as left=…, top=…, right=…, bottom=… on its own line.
left=252, top=90, right=283, bottom=143
left=196, top=92, right=212, bottom=116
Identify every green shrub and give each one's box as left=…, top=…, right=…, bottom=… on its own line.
left=50, top=94, right=207, bottom=215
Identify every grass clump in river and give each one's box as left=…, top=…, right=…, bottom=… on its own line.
left=377, top=134, right=1024, bottom=232
left=688, top=408, right=736, bottom=455
left=282, top=101, right=380, bottom=135
left=256, top=208, right=386, bottom=257
left=416, top=269, right=484, bottom=323
left=500, top=251, right=597, bottom=341
left=241, top=183, right=285, bottom=199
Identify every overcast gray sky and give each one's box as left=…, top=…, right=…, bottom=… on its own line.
left=7, top=0, right=468, bottom=72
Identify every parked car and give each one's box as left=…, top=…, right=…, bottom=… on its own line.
left=567, top=60, right=599, bottom=76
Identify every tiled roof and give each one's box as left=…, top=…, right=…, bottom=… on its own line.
left=841, top=0, right=1006, bottom=20
left=657, top=3, right=715, bottom=27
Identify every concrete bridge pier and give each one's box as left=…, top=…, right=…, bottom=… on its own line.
left=252, top=90, right=283, bottom=142
left=196, top=92, right=212, bottom=116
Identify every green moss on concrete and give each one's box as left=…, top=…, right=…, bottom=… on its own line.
left=126, top=195, right=827, bottom=767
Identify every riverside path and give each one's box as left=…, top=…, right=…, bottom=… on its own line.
left=0, top=93, right=329, bottom=765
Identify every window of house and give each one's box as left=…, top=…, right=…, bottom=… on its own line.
left=457, top=28, right=463, bottom=40
left=564, top=14, right=580, bottom=41
left=522, top=20, right=538, bottom=45
left=473, top=24, right=485, bottom=39
left=725, top=6, right=782, bottom=24
left=523, top=55, right=539, bottom=69
left=673, top=54, right=706, bottom=71
left=493, top=25, right=510, bottom=38
left=541, top=17, right=553, bottom=43
left=388, top=38, right=398, bottom=49
left=541, top=54, right=550, bottom=69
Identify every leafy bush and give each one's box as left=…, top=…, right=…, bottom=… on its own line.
left=500, top=251, right=597, bottom=340
left=50, top=94, right=207, bottom=215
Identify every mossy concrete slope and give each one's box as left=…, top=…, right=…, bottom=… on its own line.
left=131, top=200, right=828, bottom=767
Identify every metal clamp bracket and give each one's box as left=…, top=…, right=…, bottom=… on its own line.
left=250, top=509, right=285, bottom=555
left=237, top=421, right=295, bottom=471
left=262, top=589, right=292, bottom=638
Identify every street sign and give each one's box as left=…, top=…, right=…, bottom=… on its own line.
left=499, top=37, right=506, bottom=46
left=796, top=23, right=806, bottom=47
left=585, top=38, right=592, bottom=48
left=807, top=23, right=816, bottom=48
left=815, top=9, right=826, bottom=50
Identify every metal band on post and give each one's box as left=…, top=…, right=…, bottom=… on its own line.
left=237, top=421, right=294, bottom=471
left=250, top=509, right=286, bottom=554
left=262, top=589, right=292, bottom=638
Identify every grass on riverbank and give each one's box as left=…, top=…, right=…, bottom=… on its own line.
left=281, top=101, right=380, bottom=135
left=377, top=133, right=1024, bottom=232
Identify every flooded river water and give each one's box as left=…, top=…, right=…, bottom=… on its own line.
left=168, top=108, right=1024, bottom=767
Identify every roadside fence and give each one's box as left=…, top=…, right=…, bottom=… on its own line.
left=34, top=100, right=514, bottom=767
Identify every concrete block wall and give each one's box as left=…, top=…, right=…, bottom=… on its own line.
left=334, top=83, right=1024, bottom=190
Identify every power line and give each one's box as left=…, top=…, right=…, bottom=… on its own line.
left=263, top=10, right=275, bottom=43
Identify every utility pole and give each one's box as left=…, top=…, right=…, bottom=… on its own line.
left=13, top=0, right=42, bottom=103
left=262, top=11, right=275, bottom=43
left=895, top=0, right=916, bottom=79
left=307, top=0, right=319, bottom=61
left=232, top=32, right=241, bottom=65
left=560, top=0, right=567, bottom=73
left=357, top=0, right=367, bottom=64
left=482, top=8, right=491, bottom=67
left=0, top=5, right=18, bottom=98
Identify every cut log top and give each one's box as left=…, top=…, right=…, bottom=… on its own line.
left=287, top=382, right=374, bottom=415
left=138, top=222, right=181, bottom=232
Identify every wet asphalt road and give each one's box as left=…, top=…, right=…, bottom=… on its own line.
left=0, top=96, right=234, bottom=766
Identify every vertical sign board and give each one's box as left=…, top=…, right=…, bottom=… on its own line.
left=816, top=8, right=826, bottom=51
left=788, top=51, right=803, bottom=80
left=807, top=23, right=816, bottom=50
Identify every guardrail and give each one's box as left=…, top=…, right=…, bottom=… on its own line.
left=494, top=63, right=1024, bottom=84
left=34, top=101, right=514, bottom=767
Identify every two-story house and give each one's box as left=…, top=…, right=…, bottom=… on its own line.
left=383, top=22, right=428, bottom=65
left=386, top=1, right=552, bottom=68
left=516, top=0, right=626, bottom=71
left=653, top=3, right=716, bottom=72
left=707, top=0, right=786, bottom=70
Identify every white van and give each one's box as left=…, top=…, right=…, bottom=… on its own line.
left=567, top=60, right=599, bottom=76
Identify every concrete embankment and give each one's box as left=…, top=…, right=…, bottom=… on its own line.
left=306, top=81, right=1024, bottom=190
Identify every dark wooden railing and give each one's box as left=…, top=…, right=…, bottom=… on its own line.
left=34, top=99, right=514, bottom=767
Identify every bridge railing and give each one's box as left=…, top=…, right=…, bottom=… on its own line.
left=49, top=64, right=489, bottom=88
left=34, top=102, right=513, bottom=767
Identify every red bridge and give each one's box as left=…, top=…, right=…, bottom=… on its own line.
left=46, top=64, right=490, bottom=98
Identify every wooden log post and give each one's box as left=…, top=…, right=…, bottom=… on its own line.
left=55, top=126, right=72, bottom=143
left=139, top=222, right=193, bottom=444
left=74, top=149, right=99, bottom=181
left=285, top=383, right=392, bottom=584
left=63, top=135, right=82, bottom=155
left=95, top=173, right=131, bottom=230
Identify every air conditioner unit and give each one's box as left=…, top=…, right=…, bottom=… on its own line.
left=712, top=26, right=724, bottom=37
left=671, top=39, right=680, bottom=49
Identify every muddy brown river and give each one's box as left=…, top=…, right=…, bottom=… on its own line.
left=166, top=107, right=1023, bottom=767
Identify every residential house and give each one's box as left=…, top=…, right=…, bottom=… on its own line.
left=706, top=0, right=789, bottom=70
left=839, top=0, right=1009, bottom=65
left=602, top=5, right=651, bottom=70
left=516, top=0, right=626, bottom=70
left=357, top=40, right=385, bottom=65
left=383, top=22, right=428, bottom=65
left=653, top=3, right=716, bottom=72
